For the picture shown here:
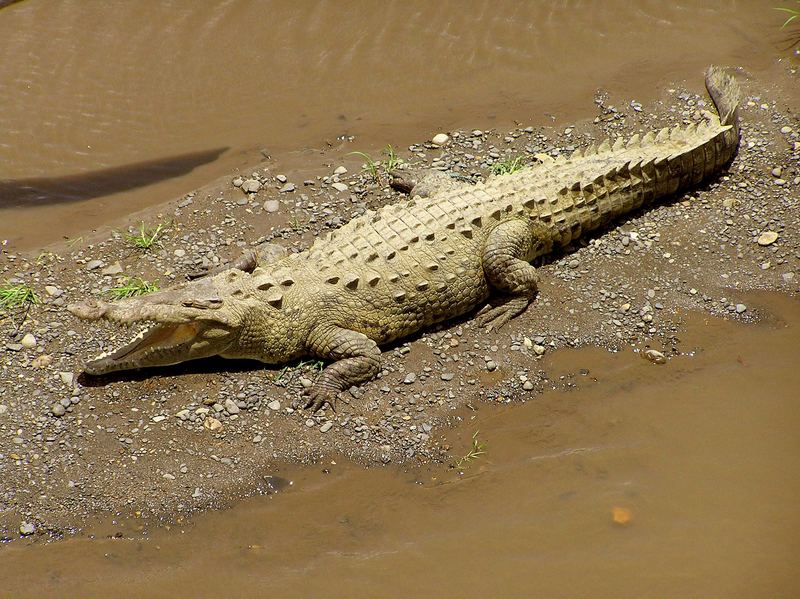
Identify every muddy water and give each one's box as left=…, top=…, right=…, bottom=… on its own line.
left=0, top=0, right=781, bottom=248
left=2, top=293, right=798, bottom=597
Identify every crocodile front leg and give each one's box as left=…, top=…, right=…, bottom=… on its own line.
left=476, top=218, right=542, bottom=330
left=298, top=325, right=381, bottom=411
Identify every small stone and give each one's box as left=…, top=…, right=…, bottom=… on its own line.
left=432, top=133, right=450, bottom=145
left=721, top=198, right=736, bottom=209
left=772, top=167, right=783, bottom=178
left=20, top=333, right=37, bottom=349
left=486, top=360, right=498, bottom=372
left=643, top=349, right=666, bottom=365
left=299, top=377, right=313, bottom=389
left=203, top=416, right=223, bottom=431
left=735, top=303, right=747, bottom=314
left=19, top=522, right=35, bottom=536
left=232, top=177, right=244, bottom=187
left=51, top=403, right=66, bottom=417
left=224, top=398, right=240, bottom=414
left=152, top=415, right=167, bottom=423
left=305, top=418, right=315, bottom=428
left=333, top=166, right=348, bottom=175
left=533, top=344, right=546, bottom=356
left=85, top=259, right=103, bottom=271
left=101, top=262, right=123, bottom=276
left=522, top=381, right=535, bottom=391
left=58, top=371, right=74, bottom=386
left=780, top=126, right=792, bottom=134
left=268, top=400, right=281, bottom=411
left=403, top=372, right=417, bottom=384
left=32, top=354, right=51, bottom=368
left=782, top=272, right=795, bottom=283
left=175, top=409, right=190, bottom=420
left=568, top=259, right=579, bottom=269
left=263, top=199, right=280, bottom=212
left=0, top=405, right=7, bottom=415
left=276, top=174, right=288, bottom=183
left=279, top=183, right=296, bottom=193
left=441, top=372, right=455, bottom=381
left=44, top=285, right=63, bottom=297
left=757, top=231, right=779, bottom=246
left=242, top=179, right=261, bottom=194
left=320, top=421, right=333, bottom=433
left=331, top=182, right=349, bottom=192
left=173, top=249, right=186, bottom=258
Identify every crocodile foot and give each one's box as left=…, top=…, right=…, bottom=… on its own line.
left=293, top=386, right=338, bottom=413
left=475, top=297, right=530, bottom=331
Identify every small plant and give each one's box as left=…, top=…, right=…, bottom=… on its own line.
left=65, top=236, right=84, bottom=248
left=349, top=151, right=380, bottom=180
left=125, top=221, right=168, bottom=250
left=104, top=277, right=159, bottom=300
left=0, top=282, right=40, bottom=312
left=382, top=144, right=402, bottom=172
left=35, top=251, right=60, bottom=266
left=777, top=2, right=800, bottom=27
left=454, top=431, right=487, bottom=469
left=288, top=213, right=307, bottom=232
left=491, top=156, right=526, bottom=176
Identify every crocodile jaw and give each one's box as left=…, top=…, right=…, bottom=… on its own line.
left=68, top=297, right=236, bottom=375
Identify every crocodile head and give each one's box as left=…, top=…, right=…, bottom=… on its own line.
left=67, top=270, right=299, bottom=375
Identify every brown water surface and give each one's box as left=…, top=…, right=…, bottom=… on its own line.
left=0, top=0, right=781, bottom=247
left=1, top=293, right=798, bottom=597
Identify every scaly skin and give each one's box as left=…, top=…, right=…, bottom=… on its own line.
left=68, top=67, right=741, bottom=411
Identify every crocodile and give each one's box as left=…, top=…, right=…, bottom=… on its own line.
left=68, top=67, right=741, bottom=411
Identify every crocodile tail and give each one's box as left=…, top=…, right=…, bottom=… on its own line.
left=705, top=66, right=741, bottom=133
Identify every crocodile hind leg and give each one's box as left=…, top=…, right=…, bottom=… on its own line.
left=475, top=218, right=542, bottom=330
left=296, top=325, right=382, bottom=411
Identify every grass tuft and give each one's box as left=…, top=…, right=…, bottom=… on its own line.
left=382, top=144, right=402, bottom=172
left=454, top=431, right=487, bottom=469
left=349, top=145, right=403, bottom=181
left=490, top=156, right=526, bottom=176
left=104, top=277, right=159, bottom=300
left=349, top=151, right=380, bottom=180
left=124, top=221, right=168, bottom=250
left=776, top=2, right=800, bottom=28
left=0, top=282, right=40, bottom=311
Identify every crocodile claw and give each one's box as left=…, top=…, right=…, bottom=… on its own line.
left=293, top=386, right=338, bottom=413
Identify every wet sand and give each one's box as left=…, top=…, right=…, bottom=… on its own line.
left=1, top=292, right=798, bottom=598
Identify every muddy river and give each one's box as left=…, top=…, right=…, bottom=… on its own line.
left=1, top=1, right=798, bottom=597
left=0, top=0, right=781, bottom=248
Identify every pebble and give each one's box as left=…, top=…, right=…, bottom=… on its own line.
left=780, top=126, right=792, bottom=134
left=486, top=360, right=498, bottom=372
left=203, top=416, right=223, bottom=431
left=0, top=405, right=7, bottom=415
left=305, top=419, right=315, bottom=428
left=333, top=166, right=348, bottom=175
left=432, top=133, right=450, bottom=145
left=279, top=183, right=296, bottom=193
left=299, top=377, right=313, bottom=389
left=232, top=177, right=244, bottom=187
left=522, top=381, right=535, bottom=391
left=331, top=182, right=349, bottom=192
left=276, top=174, right=288, bottom=183
left=19, top=522, right=35, bottom=536
left=403, top=372, right=417, bottom=384
left=263, top=199, right=280, bottom=212
left=441, top=372, right=455, bottom=381
left=242, top=179, right=262, bottom=194
left=51, top=403, right=66, bottom=417
left=101, top=262, right=123, bottom=276
left=757, top=231, right=779, bottom=246
left=772, top=167, right=782, bottom=178
left=532, top=344, right=546, bottom=356
left=320, top=421, right=334, bottom=433
left=735, top=303, right=747, bottom=314
left=20, top=333, right=37, bottom=349
left=44, top=285, right=63, bottom=297
left=152, top=415, right=167, bottom=423
left=268, top=400, right=281, bottom=411
left=643, top=349, right=666, bottom=365
left=224, top=398, right=240, bottom=414
left=85, top=259, right=103, bottom=271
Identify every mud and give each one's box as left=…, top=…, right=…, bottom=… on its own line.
left=1, top=292, right=799, bottom=597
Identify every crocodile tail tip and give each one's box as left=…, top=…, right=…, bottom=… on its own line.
left=705, top=66, right=741, bottom=130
